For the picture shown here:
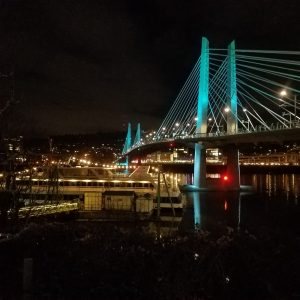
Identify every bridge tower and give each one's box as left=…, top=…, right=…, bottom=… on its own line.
left=194, top=37, right=209, bottom=188
left=224, top=40, right=240, bottom=190
left=133, top=123, right=141, bottom=145
left=193, top=39, right=240, bottom=190
left=227, top=40, right=238, bottom=134
left=122, top=123, right=132, bottom=170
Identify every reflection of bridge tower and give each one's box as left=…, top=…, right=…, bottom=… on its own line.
left=194, top=38, right=240, bottom=190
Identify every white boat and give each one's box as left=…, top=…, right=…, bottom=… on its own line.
left=16, top=166, right=188, bottom=220
left=16, top=166, right=156, bottom=213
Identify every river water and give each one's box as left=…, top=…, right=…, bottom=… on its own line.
left=167, top=173, right=300, bottom=234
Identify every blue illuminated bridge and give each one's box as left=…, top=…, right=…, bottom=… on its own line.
left=122, top=37, right=300, bottom=190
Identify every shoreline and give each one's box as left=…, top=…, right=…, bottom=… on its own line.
left=159, top=163, right=300, bottom=174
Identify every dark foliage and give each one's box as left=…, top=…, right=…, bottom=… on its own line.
left=0, top=222, right=300, bottom=299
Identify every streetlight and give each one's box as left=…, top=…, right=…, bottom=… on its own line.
left=279, top=89, right=298, bottom=126
left=280, top=90, right=287, bottom=97
left=242, top=108, right=250, bottom=131
left=223, top=107, right=231, bottom=133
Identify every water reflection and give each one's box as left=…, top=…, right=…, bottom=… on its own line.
left=180, top=173, right=300, bottom=234
left=147, top=172, right=300, bottom=235
left=193, top=192, right=201, bottom=228
left=186, top=191, right=243, bottom=232
left=244, top=173, right=299, bottom=200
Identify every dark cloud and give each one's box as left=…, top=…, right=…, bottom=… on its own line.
left=0, top=0, right=299, bottom=136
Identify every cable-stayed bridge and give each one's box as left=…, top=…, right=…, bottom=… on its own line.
left=122, top=37, right=300, bottom=190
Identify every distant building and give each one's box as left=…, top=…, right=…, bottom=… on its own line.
left=2, top=136, right=23, bottom=153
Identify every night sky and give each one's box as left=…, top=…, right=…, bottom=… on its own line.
left=0, top=0, right=299, bottom=136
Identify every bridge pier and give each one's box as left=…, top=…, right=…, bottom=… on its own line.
left=224, top=145, right=240, bottom=190
left=193, top=142, right=207, bottom=188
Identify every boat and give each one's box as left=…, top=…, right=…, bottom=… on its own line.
left=14, top=166, right=188, bottom=223
left=15, top=166, right=156, bottom=214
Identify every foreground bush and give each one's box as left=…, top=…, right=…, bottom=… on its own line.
left=0, top=222, right=299, bottom=299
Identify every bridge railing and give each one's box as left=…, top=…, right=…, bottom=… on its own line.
left=125, top=119, right=300, bottom=154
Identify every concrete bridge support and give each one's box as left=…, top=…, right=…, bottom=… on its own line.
left=224, top=145, right=240, bottom=190
left=194, top=143, right=207, bottom=188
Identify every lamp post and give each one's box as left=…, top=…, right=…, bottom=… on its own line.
left=279, top=89, right=298, bottom=127
left=241, top=120, right=250, bottom=131
left=242, top=108, right=250, bottom=131
left=224, top=106, right=230, bottom=133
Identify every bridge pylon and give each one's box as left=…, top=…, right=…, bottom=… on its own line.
left=194, top=37, right=209, bottom=188
left=133, top=123, right=141, bottom=146
left=225, top=40, right=240, bottom=190
left=227, top=40, right=238, bottom=134
left=193, top=38, right=240, bottom=190
left=122, top=123, right=132, bottom=171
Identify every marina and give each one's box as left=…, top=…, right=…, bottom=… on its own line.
left=11, top=166, right=186, bottom=222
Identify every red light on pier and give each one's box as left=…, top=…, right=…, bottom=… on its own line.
left=223, top=175, right=229, bottom=181
left=224, top=200, right=228, bottom=211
